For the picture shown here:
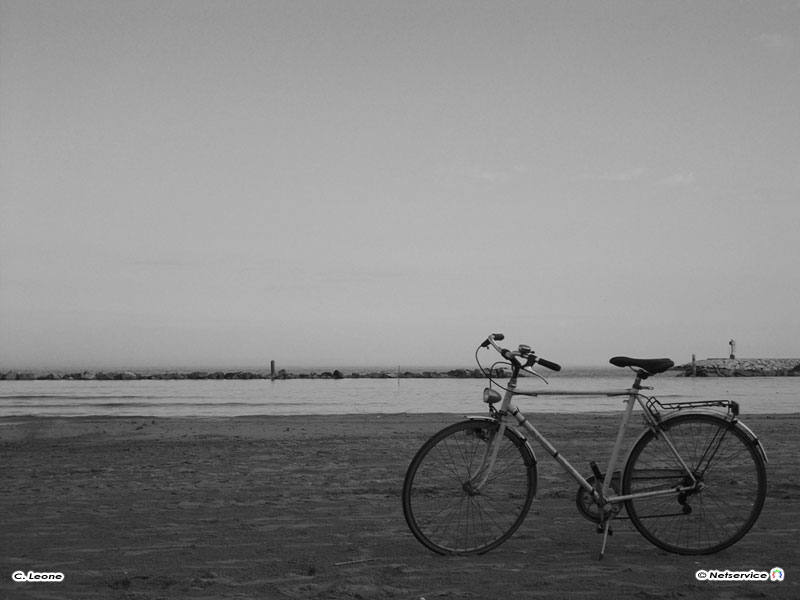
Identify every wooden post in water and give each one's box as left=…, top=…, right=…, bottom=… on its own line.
left=270, top=360, right=276, bottom=381
left=691, top=354, right=696, bottom=377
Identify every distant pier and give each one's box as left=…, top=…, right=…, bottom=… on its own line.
left=678, top=358, right=800, bottom=377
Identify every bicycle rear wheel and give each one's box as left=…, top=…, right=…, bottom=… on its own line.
left=623, top=413, right=766, bottom=554
left=402, top=419, right=536, bottom=555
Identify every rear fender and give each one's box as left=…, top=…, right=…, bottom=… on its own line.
left=733, top=418, right=768, bottom=463
left=628, top=411, right=768, bottom=464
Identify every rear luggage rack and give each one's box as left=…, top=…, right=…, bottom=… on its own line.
left=645, top=398, right=739, bottom=419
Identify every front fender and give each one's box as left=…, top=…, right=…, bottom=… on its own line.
left=465, top=415, right=538, bottom=465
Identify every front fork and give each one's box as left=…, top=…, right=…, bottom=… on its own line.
left=466, top=417, right=510, bottom=493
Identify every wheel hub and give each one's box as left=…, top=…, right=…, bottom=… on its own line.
left=462, top=481, right=480, bottom=496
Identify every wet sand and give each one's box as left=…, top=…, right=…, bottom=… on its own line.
left=1, top=412, right=797, bottom=599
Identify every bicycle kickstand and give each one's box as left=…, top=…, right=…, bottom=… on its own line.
left=598, top=517, right=613, bottom=560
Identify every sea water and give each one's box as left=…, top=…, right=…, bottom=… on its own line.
left=0, top=369, right=797, bottom=417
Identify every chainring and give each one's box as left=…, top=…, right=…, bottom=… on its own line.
left=576, top=472, right=625, bottom=523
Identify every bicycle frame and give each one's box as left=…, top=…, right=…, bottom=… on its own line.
left=475, top=367, right=698, bottom=513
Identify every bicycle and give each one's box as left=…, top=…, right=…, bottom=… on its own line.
left=402, top=333, right=767, bottom=559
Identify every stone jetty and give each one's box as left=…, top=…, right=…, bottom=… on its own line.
left=0, top=367, right=503, bottom=381
left=679, top=358, right=800, bottom=377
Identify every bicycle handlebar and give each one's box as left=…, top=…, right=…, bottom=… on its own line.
left=482, top=333, right=562, bottom=372
left=536, top=357, right=562, bottom=372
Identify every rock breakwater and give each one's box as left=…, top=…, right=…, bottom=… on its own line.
left=1, top=367, right=503, bottom=381
left=679, top=358, right=800, bottom=377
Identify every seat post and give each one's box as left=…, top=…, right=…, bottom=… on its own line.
left=632, top=369, right=649, bottom=389
left=601, top=381, right=640, bottom=498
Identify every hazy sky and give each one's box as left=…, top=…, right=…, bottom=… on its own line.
left=2, top=1, right=799, bottom=370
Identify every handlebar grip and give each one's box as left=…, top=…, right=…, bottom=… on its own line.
left=537, top=357, right=561, bottom=372
left=481, top=333, right=505, bottom=349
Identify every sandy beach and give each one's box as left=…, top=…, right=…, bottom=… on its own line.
left=1, top=412, right=797, bottom=599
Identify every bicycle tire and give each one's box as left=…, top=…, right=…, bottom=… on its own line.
left=402, top=419, right=536, bottom=555
left=622, top=413, right=766, bottom=555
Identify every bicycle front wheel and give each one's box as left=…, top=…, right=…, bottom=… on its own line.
left=623, top=413, right=766, bottom=555
left=402, top=419, right=536, bottom=555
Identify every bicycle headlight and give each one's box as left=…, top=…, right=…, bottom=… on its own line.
left=483, top=387, right=502, bottom=404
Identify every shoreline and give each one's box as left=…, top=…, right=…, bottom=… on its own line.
left=2, top=411, right=797, bottom=438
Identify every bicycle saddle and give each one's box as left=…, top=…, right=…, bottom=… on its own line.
left=609, top=356, right=674, bottom=375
